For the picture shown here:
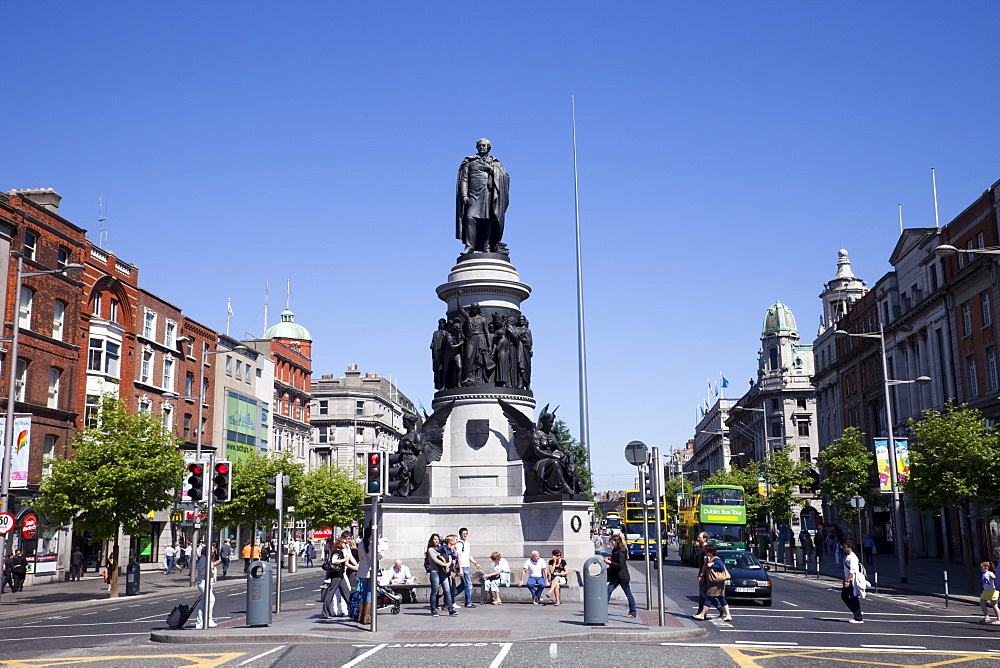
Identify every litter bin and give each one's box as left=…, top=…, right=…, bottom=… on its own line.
left=582, top=556, right=608, bottom=625
left=246, top=560, right=273, bottom=627
left=285, top=552, right=297, bottom=573
left=125, top=560, right=140, bottom=596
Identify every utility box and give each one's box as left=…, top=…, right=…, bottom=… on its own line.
left=125, top=561, right=141, bottom=596
left=582, top=556, right=608, bottom=625
left=246, top=560, right=273, bottom=627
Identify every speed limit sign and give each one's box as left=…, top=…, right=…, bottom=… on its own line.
left=0, top=512, right=14, bottom=535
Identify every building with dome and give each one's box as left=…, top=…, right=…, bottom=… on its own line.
left=244, top=307, right=314, bottom=467
left=724, top=298, right=821, bottom=531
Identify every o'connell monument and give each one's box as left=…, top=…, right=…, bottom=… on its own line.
left=378, top=139, right=593, bottom=573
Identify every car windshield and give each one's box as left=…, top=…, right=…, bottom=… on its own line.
left=720, top=552, right=763, bottom=570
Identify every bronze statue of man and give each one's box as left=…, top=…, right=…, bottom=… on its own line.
left=456, top=138, right=509, bottom=254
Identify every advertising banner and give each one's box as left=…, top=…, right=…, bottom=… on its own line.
left=874, top=438, right=909, bottom=492
left=0, top=416, right=32, bottom=489
left=225, top=391, right=259, bottom=461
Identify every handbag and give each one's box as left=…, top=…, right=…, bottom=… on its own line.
left=706, top=563, right=730, bottom=585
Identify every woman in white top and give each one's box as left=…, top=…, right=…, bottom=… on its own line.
left=483, top=551, right=511, bottom=605
left=841, top=543, right=863, bottom=623
left=979, top=561, right=1000, bottom=624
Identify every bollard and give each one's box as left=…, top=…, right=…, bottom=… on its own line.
left=246, top=560, right=273, bottom=626
left=874, top=571, right=878, bottom=594
left=943, top=570, right=949, bottom=608
left=285, top=553, right=297, bottom=573
left=125, top=560, right=141, bottom=596
left=583, top=556, right=608, bottom=625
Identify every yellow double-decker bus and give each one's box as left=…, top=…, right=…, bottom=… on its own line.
left=678, top=484, right=748, bottom=564
left=623, top=490, right=669, bottom=559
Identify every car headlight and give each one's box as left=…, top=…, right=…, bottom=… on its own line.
left=757, top=580, right=770, bottom=587
left=724, top=580, right=731, bottom=585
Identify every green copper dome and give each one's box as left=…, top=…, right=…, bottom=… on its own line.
left=266, top=308, right=312, bottom=341
left=762, top=300, right=798, bottom=335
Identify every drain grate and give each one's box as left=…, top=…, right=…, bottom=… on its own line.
left=394, top=630, right=512, bottom=640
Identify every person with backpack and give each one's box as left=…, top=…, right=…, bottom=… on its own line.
left=426, top=533, right=458, bottom=617
left=321, top=538, right=354, bottom=618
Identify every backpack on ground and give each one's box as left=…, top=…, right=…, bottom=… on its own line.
left=348, top=590, right=363, bottom=621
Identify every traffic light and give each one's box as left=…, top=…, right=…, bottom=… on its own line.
left=366, top=451, right=385, bottom=497
left=185, top=462, right=205, bottom=502
left=266, top=476, right=284, bottom=509
left=386, top=452, right=403, bottom=494
left=212, top=461, right=232, bottom=503
left=642, top=468, right=655, bottom=505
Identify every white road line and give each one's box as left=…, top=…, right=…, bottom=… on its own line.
left=0, top=632, right=148, bottom=642
left=133, top=613, right=164, bottom=621
left=82, top=612, right=98, bottom=616
left=549, top=643, right=557, bottom=659
left=489, top=643, right=513, bottom=668
left=720, top=629, right=1000, bottom=640
left=17, top=620, right=177, bottom=629
left=781, top=601, right=799, bottom=607
left=342, top=643, right=386, bottom=668
left=239, top=645, right=286, bottom=666
left=662, top=642, right=1000, bottom=654
left=764, top=609, right=972, bottom=617
left=734, top=641, right=799, bottom=646
left=128, top=604, right=140, bottom=607
left=862, top=645, right=927, bottom=649
left=227, top=592, right=244, bottom=596
left=284, top=586, right=304, bottom=592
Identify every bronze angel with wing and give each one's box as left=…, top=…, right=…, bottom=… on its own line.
left=387, top=401, right=455, bottom=498
left=498, top=399, right=583, bottom=496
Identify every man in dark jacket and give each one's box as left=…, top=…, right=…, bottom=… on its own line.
left=11, top=550, right=29, bottom=592
left=1, top=553, right=14, bottom=593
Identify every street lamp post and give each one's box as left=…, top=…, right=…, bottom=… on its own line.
left=0, top=256, right=84, bottom=603
left=835, top=326, right=931, bottom=584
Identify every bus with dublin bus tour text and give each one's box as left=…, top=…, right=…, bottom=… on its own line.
left=678, top=484, right=749, bottom=564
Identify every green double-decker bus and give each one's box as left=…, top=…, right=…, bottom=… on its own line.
left=678, top=484, right=749, bottom=564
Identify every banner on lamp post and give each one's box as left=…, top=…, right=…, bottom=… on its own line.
left=0, top=416, right=33, bottom=489
left=874, top=438, right=909, bottom=492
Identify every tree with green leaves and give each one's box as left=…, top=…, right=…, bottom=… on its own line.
left=213, top=450, right=305, bottom=531
left=907, top=403, right=1000, bottom=591
left=35, top=395, right=184, bottom=598
left=762, top=445, right=815, bottom=526
left=296, top=465, right=365, bottom=531
left=553, top=418, right=593, bottom=499
left=705, top=459, right=765, bottom=523
left=815, top=426, right=879, bottom=524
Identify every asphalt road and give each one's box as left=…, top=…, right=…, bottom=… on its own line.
left=2, top=556, right=1000, bottom=667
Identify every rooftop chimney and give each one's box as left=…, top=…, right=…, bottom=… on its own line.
left=10, top=188, right=62, bottom=214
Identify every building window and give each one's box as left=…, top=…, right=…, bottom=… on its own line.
left=85, top=395, right=99, bottom=428
left=47, top=367, right=61, bottom=408
left=797, top=421, right=810, bottom=437
left=318, top=425, right=327, bottom=443
left=968, top=240, right=975, bottom=262
left=967, top=354, right=979, bottom=397
left=18, top=286, right=34, bottom=329
left=138, top=397, right=151, bottom=415
left=164, top=321, right=176, bottom=348
left=796, top=398, right=807, bottom=409
left=183, top=413, right=192, bottom=440
left=14, top=358, right=28, bottom=402
left=246, top=367, right=252, bottom=384
left=143, top=310, right=156, bottom=339
left=225, top=356, right=232, bottom=376
left=355, top=426, right=364, bottom=444
left=140, top=349, right=153, bottom=383
left=52, top=300, right=66, bottom=341
left=92, top=293, right=102, bottom=317
left=23, top=231, right=37, bottom=260
left=768, top=347, right=779, bottom=370
left=977, top=232, right=985, bottom=251
left=235, top=360, right=243, bottom=381
left=57, top=247, right=69, bottom=269
left=319, top=400, right=328, bottom=415
left=959, top=250, right=965, bottom=269
left=356, top=400, right=364, bottom=416
left=88, top=338, right=120, bottom=377
left=161, top=405, right=173, bottom=434
left=769, top=419, right=783, bottom=440
left=962, top=303, right=972, bottom=336
left=770, top=398, right=780, bottom=411
left=987, top=348, right=999, bottom=392
left=983, top=292, right=992, bottom=328
left=43, top=434, right=57, bottom=477
left=109, top=298, right=119, bottom=324
left=162, top=357, right=174, bottom=391
left=185, top=372, right=194, bottom=398
left=799, top=445, right=811, bottom=462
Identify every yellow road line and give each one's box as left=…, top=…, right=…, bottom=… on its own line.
left=2, top=653, right=244, bottom=668
left=721, top=646, right=1000, bottom=668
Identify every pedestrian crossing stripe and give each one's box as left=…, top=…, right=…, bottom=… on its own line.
left=721, top=646, right=999, bottom=667
left=1, top=653, right=244, bottom=668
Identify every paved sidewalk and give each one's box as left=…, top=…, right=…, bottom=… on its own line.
left=763, top=550, right=981, bottom=605
left=151, top=595, right=706, bottom=644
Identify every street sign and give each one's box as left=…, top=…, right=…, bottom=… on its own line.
left=624, top=440, right=648, bottom=467
left=0, top=512, right=14, bottom=535
left=849, top=495, right=866, bottom=509
left=170, top=511, right=183, bottom=523
left=21, top=513, right=38, bottom=539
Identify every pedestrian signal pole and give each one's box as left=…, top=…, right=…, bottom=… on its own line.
left=266, top=472, right=286, bottom=613
left=652, top=446, right=666, bottom=627
left=366, top=451, right=385, bottom=633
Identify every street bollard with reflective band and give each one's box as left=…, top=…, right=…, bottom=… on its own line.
left=125, top=560, right=140, bottom=596
left=246, top=560, right=273, bottom=626
left=583, top=556, right=608, bottom=625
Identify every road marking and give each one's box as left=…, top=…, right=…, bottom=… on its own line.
left=781, top=600, right=799, bottom=607
left=284, top=586, right=304, bottom=592
left=734, top=641, right=799, bottom=646
left=861, top=644, right=927, bottom=649
left=128, top=604, right=140, bottom=607
left=239, top=645, right=286, bottom=665
left=489, top=643, right=513, bottom=668
left=722, top=646, right=995, bottom=667
left=227, top=592, right=244, bottom=596
left=549, top=643, right=557, bottom=659
left=0, top=652, right=244, bottom=668
left=342, top=643, right=386, bottom=668
left=0, top=632, right=149, bottom=642
left=720, top=629, right=1000, bottom=640
left=664, top=642, right=1000, bottom=654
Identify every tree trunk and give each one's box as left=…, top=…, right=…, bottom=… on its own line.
left=108, top=541, right=120, bottom=598
left=957, top=504, right=975, bottom=594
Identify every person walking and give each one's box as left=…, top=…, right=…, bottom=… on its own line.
left=164, top=543, right=176, bottom=575
left=841, top=542, right=865, bottom=623
left=182, top=543, right=192, bottom=571
left=10, top=550, right=28, bottom=593
left=691, top=531, right=712, bottom=619
left=241, top=540, right=252, bottom=573
left=606, top=534, right=636, bottom=617
left=454, top=527, right=481, bottom=608
left=1, top=553, right=14, bottom=593
left=546, top=549, right=568, bottom=606
left=219, top=540, right=232, bottom=577
left=980, top=561, right=1000, bottom=624
left=426, top=533, right=458, bottom=617
left=195, top=550, right=219, bottom=628
left=699, top=546, right=733, bottom=621
left=321, top=538, right=353, bottom=618
left=518, top=551, right=548, bottom=604
left=305, top=541, right=316, bottom=567
left=70, top=546, right=85, bottom=581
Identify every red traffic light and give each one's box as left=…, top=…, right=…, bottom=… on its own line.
left=215, top=462, right=229, bottom=474
left=188, top=463, right=204, bottom=475
left=368, top=453, right=381, bottom=466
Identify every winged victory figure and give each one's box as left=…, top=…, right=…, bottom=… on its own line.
left=387, top=401, right=455, bottom=498
left=498, top=399, right=582, bottom=496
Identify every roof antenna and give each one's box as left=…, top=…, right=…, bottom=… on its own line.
left=98, top=193, right=109, bottom=248
left=263, top=281, right=270, bottom=337
left=286, top=277, right=292, bottom=309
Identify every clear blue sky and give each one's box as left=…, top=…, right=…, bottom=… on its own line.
left=7, top=2, right=999, bottom=490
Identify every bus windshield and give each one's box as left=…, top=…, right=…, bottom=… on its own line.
left=700, top=487, right=744, bottom=506
left=704, top=524, right=747, bottom=544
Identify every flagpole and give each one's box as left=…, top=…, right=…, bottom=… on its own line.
left=226, top=298, right=232, bottom=336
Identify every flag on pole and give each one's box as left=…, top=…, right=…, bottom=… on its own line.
left=227, top=298, right=233, bottom=316
left=721, top=375, right=729, bottom=388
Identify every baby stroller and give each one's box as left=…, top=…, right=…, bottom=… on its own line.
left=376, top=583, right=402, bottom=615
